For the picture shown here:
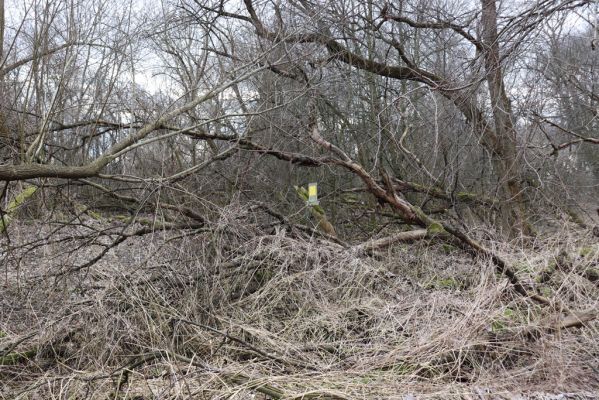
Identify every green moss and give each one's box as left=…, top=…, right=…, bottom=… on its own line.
left=412, top=206, right=429, bottom=223
left=491, top=307, right=527, bottom=333
left=294, top=185, right=336, bottom=236
left=442, top=244, right=457, bottom=254
left=425, top=276, right=460, bottom=290
left=0, top=185, right=38, bottom=233
left=295, top=185, right=308, bottom=201
left=579, top=246, right=597, bottom=257
left=491, top=308, right=514, bottom=333
left=427, top=222, right=445, bottom=235
left=0, top=216, right=10, bottom=233
left=9, top=186, right=38, bottom=211
left=254, top=267, right=273, bottom=284
left=566, top=208, right=585, bottom=225
left=294, top=185, right=325, bottom=214
left=437, top=278, right=459, bottom=289
left=491, top=320, right=506, bottom=332
left=136, top=217, right=155, bottom=226
left=513, top=262, right=533, bottom=274
left=391, top=362, right=418, bottom=375
left=0, top=349, right=37, bottom=365
left=342, top=194, right=360, bottom=204
left=536, top=262, right=556, bottom=283
left=87, top=210, right=102, bottom=220
left=503, top=307, right=515, bottom=318
left=456, top=192, right=477, bottom=201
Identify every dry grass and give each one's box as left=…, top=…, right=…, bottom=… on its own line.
left=1, top=204, right=598, bottom=399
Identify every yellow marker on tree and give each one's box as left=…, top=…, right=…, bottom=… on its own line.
left=307, top=182, right=319, bottom=205
left=294, top=183, right=336, bottom=237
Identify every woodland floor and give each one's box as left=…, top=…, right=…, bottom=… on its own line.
left=0, top=206, right=598, bottom=399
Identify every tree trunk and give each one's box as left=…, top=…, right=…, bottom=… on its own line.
left=480, top=0, right=532, bottom=237
left=0, top=0, right=4, bottom=61
left=0, top=0, right=6, bottom=139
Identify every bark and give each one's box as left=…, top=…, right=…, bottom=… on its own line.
left=0, top=42, right=83, bottom=78
left=0, top=0, right=5, bottom=141
left=0, top=185, right=38, bottom=232
left=354, top=229, right=428, bottom=253
left=552, top=309, right=598, bottom=330
left=295, top=185, right=338, bottom=237
left=480, top=0, right=531, bottom=236
left=0, top=0, right=4, bottom=61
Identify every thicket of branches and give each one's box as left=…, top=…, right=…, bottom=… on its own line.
left=1, top=0, right=598, bottom=398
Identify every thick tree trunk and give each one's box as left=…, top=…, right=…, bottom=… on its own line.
left=0, top=0, right=4, bottom=60
left=480, top=0, right=531, bottom=237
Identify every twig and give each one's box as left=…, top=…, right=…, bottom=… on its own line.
left=174, top=317, right=317, bottom=371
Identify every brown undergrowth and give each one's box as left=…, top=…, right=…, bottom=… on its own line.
left=1, top=205, right=598, bottom=399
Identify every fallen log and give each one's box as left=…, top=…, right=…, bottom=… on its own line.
left=353, top=229, right=428, bottom=253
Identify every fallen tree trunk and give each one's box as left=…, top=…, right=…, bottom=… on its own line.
left=551, top=308, right=598, bottom=331
left=307, top=119, right=551, bottom=305
left=0, top=185, right=38, bottom=233
left=353, top=229, right=428, bottom=254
